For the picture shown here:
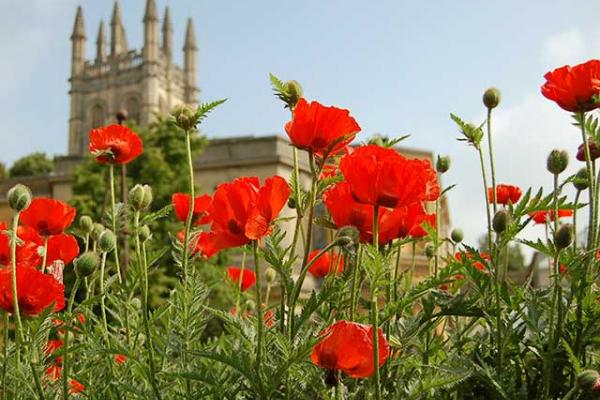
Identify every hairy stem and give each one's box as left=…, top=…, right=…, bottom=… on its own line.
left=108, top=164, right=122, bottom=284
left=181, top=130, right=196, bottom=281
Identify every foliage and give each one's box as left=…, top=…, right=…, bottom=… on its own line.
left=8, top=152, right=54, bottom=177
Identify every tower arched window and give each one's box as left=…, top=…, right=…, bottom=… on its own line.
left=124, top=96, right=140, bottom=124
left=90, top=104, right=105, bottom=129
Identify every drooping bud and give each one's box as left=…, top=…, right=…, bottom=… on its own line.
left=493, top=210, right=511, bottom=233
left=554, top=224, right=574, bottom=250
left=139, top=225, right=151, bottom=242
left=450, top=228, right=464, bottom=243
left=265, top=268, right=276, bottom=283
left=547, top=149, right=569, bottom=175
left=284, top=80, right=303, bottom=108
left=576, top=139, right=600, bottom=162
left=337, top=226, right=360, bottom=245
left=576, top=370, right=600, bottom=391
left=172, top=104, right=197, bottom=131
left=74, top=252, right=100, bottom=277
left=79, top=215, right=94, bottom=233
left=90, top=223, right=105, bottom=241
left=425, top=244, right=435, bottom=258
left=436, top=155, right=451, bottom=174
left=573, top=168, right=589, bottom=191
left=7, top=184, right=32, bottom=212
left=98, top=229, right=117, bottom=253
left=129, top=184, right=153, bottom=211
left=483, top=87, right=501, bottom=109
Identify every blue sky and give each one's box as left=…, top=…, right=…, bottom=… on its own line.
left=2, top=0, right=600, bottom=249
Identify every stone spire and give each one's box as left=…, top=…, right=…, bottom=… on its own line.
left=71, top=6, right=86, bottom=76
left=183, top=18, right=198, bottom=103
left=162, top=6, right=173, bottom=62
left=110, top=1, right=127, bottom=55
left=143, top=0, right=159, bottom=62
left=96, top=21, right=107, bottom=63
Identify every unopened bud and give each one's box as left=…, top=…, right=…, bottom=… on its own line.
left=129, top=184, right=153, bottom=211
left=287, top=198, right=296, bottom=209
left=265, top=268, right=276, bottom=283
left=577, top=369, right=600, bottom=391
left=451, top=228, right=464, bottom=243
left=483, top=87, right=501, bottom=109
left=493, top=210, right=510, bottom=233
left=547, top=149, right=569, bottom=175
left=436, top=155, right=451, bottom=174
left=98, top=229, right=116, bottom=253
left=90, top=223, right=105, bottom=241
left=573, top=168, right=589, bottom=191
left=130, top=298, right=142, bottom=310
left=139, top=225, right=151, bottom=242
left=337, top=226, right=360, bottom=244
left=245, top=299, right=256, bottom=310
left=74, top=252, right=99, bottom=277
left=425, top=244, right=435, bottom=258
left=368, top=135, right=385, bottom=147
left=7, top=184, right=32, bottom=212
left=172, top=104, right=196, bottom=131
left=284, top=80, right=303, bottom=108
left=554, top=224, right=573, bottom=250
left=79, top=215, right=93, bottom=233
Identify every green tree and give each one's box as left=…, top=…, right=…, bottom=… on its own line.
left=8, top=152, right=54, bottom=177
left=0, top=162, right=6, bottom=181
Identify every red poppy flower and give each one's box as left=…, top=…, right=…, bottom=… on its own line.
left=69, top=379, right=85, bottom=394
left=45, top=234, right=79, bottom=267
left=177, top=230, right=218, bottom=259
left=487, top=184, right=522, bottom=205
left=311, top=320, right=389, bottom=378
left=20, top=198, right=76, bottom=236
left=285, top=98, right=361, bottom=158
left=172, top=193, right=212, bottom=225
left=45, top=364, right=62, bottom=381
left=320, top=164, right=338, bottom=180
left=89, top=124, right=143, bottom=164
left=454, top=251, right=491, bottom=272
left=379, top=202, right=436, bottom=243
left=227, top=266, right=256, bottom=291
left=577, top=140, right=600, bottom=162
left=210, top=176, right=290, bottom=250
left=264, top=309, right=275, bottom=328
left=114, top=354, right=127, bottom=365
left=339, top=145, right=440, bottom=208
left=46, top=339, right=64, bottom=358
left=307, top=250, right=344, bottom=278
left=0, top=267, right=65, bottom=316
left=0, top=223, right=42, bottom=268
left=541, top=59, right=600, bottom=112
left=529, top=209, right=573, bottom=224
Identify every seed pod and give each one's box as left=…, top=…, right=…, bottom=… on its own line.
left=554, top=223, right=573, bottom=250
left=74, top=251, right=100, bottom=277
left=547, top=149, right=569, bottom=175
left=483, top=87, right=501, bottom=109
left=79, top=215, right=94, bottom=233
left=436, top=155, right=451, bottom=174
left=573, top=168, right=589, bottom=191
left=129, top=184, right=153, bottom=211
left=493, top=210, right=511, bottom=233
left=7, top=184, right=32, bottom=212
left=451, top=228, right=464, bottom=243
left=98, top=229, right=116, bottom=253
left=90, top=223, right=105, bottom=241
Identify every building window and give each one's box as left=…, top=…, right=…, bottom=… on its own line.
left=125, top=96, right=140, bottom=124
left=90, top=104, right=105, bottom=129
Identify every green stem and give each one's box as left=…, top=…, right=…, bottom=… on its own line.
left=434, top=198, right=440, bottom=277
left=407, top=241, right=416, bottom=291
left=350, top=245, right=362, bottom=321
left=393, top=242, right=402, bottom=303
left=63, top=277, right=80, bottom=400
left=371, top=205, right=382, bottom=400
left=487, top=108, right=498, bottom=215
left=40, top=236, right=49, bottom=273
left=99, top=252, right=109, bottom=342
left=561, top=386, right=579, bottom=400
left=253, top=241, right=265, bottom=395
left=1, top=313, right=7, bottom=400
left=10, top=212, right=23, bottom=372
left=181, top=130, right=196, bottom=281
left=108, top=164, right=122, bottom=284
left=477, top=147, right=493, bottom=259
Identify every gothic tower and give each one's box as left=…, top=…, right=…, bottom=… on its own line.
left=67, top=0, right=199, bottom=156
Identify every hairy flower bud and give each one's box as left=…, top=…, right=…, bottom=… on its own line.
left=74, top=252, right=99, bottom=277
left=172, top=104, right=197, bottom=131
left=368, top=135, right=385, bottom=147
left=129, top=184, right=153, bottom=211
left=493, top=210, right=511, bottom=233
left=436, top=155, right=451, bottom=174
left=130, top=298, right=142, bottom=310
left=265, top=268, right=277, bottom=283
left=483, top=87, right=501, bottom=109
left=554, top=224, right=573, bottom=250
left=451, top=228, right=464, bottom=243
left=425, top=244, right=435, bottom=258
left=139, top=225, right=151, bottom=242
left=98, top=229, right=116, bottom=253
left=284, top=80, right=303, bottom=108
left=577, top=370, right=600, bottom=391
left=337, top=226, right=360, bottom=245
left=573, top=168, right=589, bottom=191
left=7, top=184, right=32, bottom=212
left=90, top=223, right=105, bottom=241
left=79, top=215, right=94, bottom=233
left=547, top=149, right=569, bottom=175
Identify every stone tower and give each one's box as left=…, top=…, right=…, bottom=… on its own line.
left=67, top=0, right=199, bottom=156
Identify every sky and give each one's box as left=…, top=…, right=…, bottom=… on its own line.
left=1, top=0, right=600, bottom=256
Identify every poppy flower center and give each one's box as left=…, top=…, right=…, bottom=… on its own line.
left=227, top=220, right=243, bottom=235
left=376, top=194, right=398, bottom=208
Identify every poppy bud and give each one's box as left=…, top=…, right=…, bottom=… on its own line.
left=265, top=268, right=276, bottom=283
left=576, top=369, right=600, bottom=391
left=79, top=215, right=94, bottom=233
left=245, top=299, right=256, bottom=310
left=74, top=252, right=99, bottom=277
left=493, top=210, right=511, bottom=233
left=576, top=140, right=600, bottom=162
left=139, top=225, right=151, bottom=242
left=425, top=244, right=435, bottom=258
left=451, top=228, right=464, bottom=243
left=284, top=80, right=303, bottom=108
left=129, top=184, right=153, bottom=211
left=547, top=149, right=569, bottom=175
left=554, top=224, right=573, bottom=250
left=436, top=155, right=451, bottom=174
left=172, top=104, right=197, bottom=131
left=90, top=223, right=105, bottom=241
left=287, top=198, right=296, bottom=209
left=130, top=298, right=142, bottom=310
left=483, top=87, right=501, bottom=109
left=98, top=229, right=116, bottom=253
left=337, top=226, right=360, bottom=244
left=368, top=135, right=385, bottom=147
left=7, top=184, right=32, bottom=212
left=336, top=236, right=354, bottom=247
left=573, top=168, right=589, bottom=191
